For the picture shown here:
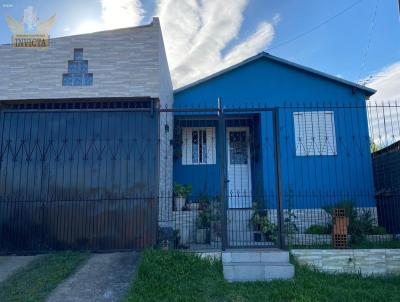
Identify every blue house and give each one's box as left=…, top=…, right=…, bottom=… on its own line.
left=172, top=52, right=376, bottom=246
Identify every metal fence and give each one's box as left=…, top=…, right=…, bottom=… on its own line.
left=1, top=100, right=399, bottom=253
left=161, top=101, right=400, bottom=250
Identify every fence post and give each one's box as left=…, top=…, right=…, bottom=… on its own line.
left=273, top=108, right=285, bottom=249
left=218, top=98, right=228, bottom=251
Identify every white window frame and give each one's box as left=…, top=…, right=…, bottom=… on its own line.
left=293, top=111, right=337, bottom=156
left=182, top=127, right=216, bottom=165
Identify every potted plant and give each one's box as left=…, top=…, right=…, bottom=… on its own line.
left=250, top=210, right=277, bottom=242
left=173, top=183, right=192, bottom=211
left=196, top=210, right=211, bottom=243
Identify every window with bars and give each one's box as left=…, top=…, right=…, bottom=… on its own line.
left=182, top=127, right=216, bottom=165
left=293, top=111, right=337, bottom=156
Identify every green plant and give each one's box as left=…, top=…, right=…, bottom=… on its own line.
left=173, top=183, right=192, bottom=199
left=250, top=210, right=278, bottom=241
left=305, top=224, right=332, bottom=235
left=322, top=201, right=382, bottom=244
left=197, top=210, right=211, bottom=229
left=370, top=226, right=387, bottom=235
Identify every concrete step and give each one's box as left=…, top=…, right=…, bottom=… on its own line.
left=223, top=262, right=295, bottom=282
left=222, top=250, right=294, bottom=282
left=222, top=250, right=290, bottom=263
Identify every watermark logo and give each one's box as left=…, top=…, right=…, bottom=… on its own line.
left=6, top=6, right=55, bottom=48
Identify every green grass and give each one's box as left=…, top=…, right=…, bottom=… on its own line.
left=125, top=249, right=400, bottom=302
left=0, top=252, right=89, bottom=302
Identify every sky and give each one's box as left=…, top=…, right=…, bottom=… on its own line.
left=0, top=0, right=399, bottom=97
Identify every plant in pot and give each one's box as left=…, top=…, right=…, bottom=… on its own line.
left=196, top=209, right=211, bottom=244
left=250, top=210, right=277, bottom=242
left=173, top=183, right=192, bottom=211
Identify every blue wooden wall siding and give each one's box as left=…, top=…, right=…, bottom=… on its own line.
left=173, top=117, right=264, bottom=201
left=173, top=57, right=375, bottom=208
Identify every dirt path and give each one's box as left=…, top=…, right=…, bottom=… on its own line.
left=0, top=255, right=39, bottom=283
left=46, top=252, right=139, bottom=302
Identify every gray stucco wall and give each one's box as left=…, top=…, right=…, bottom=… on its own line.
left=0, top=18, right=163, bottom=100
left=157, top=19, right=174, bottom=226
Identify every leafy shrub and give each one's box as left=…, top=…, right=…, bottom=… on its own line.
left=369, top=226, right=387, bottom=235
left=322, top=201, right=384, bottom=243
left=305, top=224, right=331, bottom=235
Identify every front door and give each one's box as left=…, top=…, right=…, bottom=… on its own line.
left=227, top=127, right=252, bottom=208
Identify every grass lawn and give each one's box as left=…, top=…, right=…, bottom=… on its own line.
left=125, top=249, right=400, bottom=302
left=0, top=252, right=89, bottom=302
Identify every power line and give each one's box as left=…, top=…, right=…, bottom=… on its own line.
left=358, top=0, right=380, bottom=84
left=266, top=0, right=365, bottom=52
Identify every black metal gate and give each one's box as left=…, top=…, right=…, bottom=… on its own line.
left=168, top=104, right=284, bottom=250
left=0, top=100, right=159, bottom=253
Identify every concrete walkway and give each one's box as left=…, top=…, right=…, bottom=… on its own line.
left=47, top=252, right=139, bottom=302
left=0, top=255, right=39, bottom=283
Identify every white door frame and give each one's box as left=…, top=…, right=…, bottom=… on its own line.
left=226, top=127, right=252, bottom=208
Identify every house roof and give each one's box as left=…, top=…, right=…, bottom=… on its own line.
left=174, top=52, right=376, bottom=96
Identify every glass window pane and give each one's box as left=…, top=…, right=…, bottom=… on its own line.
left=202, top=130, right=207, bottom=163
left=192, top=131, right=198, bottom=163
left=74, top=48, right=83, bottom=60
left=229, top=131, right=247, bottom=164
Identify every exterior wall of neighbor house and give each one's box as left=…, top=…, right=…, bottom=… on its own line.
left=0, top=18, right=175, bottom=226
left=173, top=57, right=375, bottom=209
left=0, top=19, right=163, bottom=100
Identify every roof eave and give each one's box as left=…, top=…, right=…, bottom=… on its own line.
left=174, top=52, right=377, bottom=97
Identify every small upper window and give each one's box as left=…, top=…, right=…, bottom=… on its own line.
left=182, top=127, right=216, bottom=165
left=74, top=48, right=83, bottom=60
left=293, top=111, right=337, bottom=156
left=63, top=48, right=93, bottom=86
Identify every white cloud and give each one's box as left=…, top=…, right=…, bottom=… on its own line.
left=272, top=13, right=281, bottom=25
left=156, top=0, right=277, bottom=88
left=365, top=62, right=400, bottom=147
left=100, top=0, right=144, bottom=29
left=74, top=20, right=105, bottom=35
left=224, top=22, right=274, bottom=65
left=74, top=0, right=145, bottom=35
left=367, top=62, right=400, bottom=101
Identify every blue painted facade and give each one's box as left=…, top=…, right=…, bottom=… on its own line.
left=173, top=53, right=376, bottom=209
